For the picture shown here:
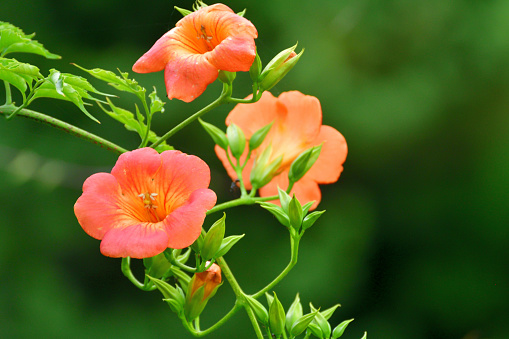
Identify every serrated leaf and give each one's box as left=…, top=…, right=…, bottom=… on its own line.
left=0, top=58, right=41, bottom=98
left=149, top=87, right=165, bottom=115
left=0, top=23, right=60, bottom=59
left=73, top=64, right=145, bottom=97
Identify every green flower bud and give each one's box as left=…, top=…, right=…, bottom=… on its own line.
left=174, top=6, right=192, bottom=16
left=199, top=118, right=228, bottom=150
left=249, top=52, right=262, bottom=82
left=218, top=70, right=236, bottom=84
left=147, top=275, right=185, bottom=314
left=249, top=121, right=273, bottom=151
left=312, top=311, right=331, bottom=339
left=285, top=293, right=303, bottom=332
left=144, top=252, right=171, bottom=278
left=288, top=145, right=322, bottom=184
left=226, top=124, right=246, bottom=160
left=246, top=295, right=269, bottom=325
left=268, top=293, right=286, bottom=336
left=277, top=187, right=292, bottom=214
left=191, top=232, right=205, bottom=254
left=302, top=210, right=325, bottom=232
left=259, top=47, right=304, bottom=91
left=214, top=234, right=245, bottom=258
left=290, top=311, right=319, bottom=337
left=201, top=214, right=226, bottom=260
left=250, top=145, right=283, bottom=189
left=258, top=202, right=291, bottom=228
left=259, top=43, right=298, bottom=81
left=332, top=318, right=354, bottom=338
left=169, top=266, right=192, bottom=292
left=288, top=195, right=303, bottom=230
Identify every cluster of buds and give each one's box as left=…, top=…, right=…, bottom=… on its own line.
left=246, top=292, right=357, bottom=339
left=259, top=188, right=325, bottom=238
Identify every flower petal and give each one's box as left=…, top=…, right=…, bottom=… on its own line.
left=132, top=30, right=176, bottom=73
left=74, top=172, right=124, bottom=240
left=164, top=188, right=217, bottom=249
left=208, top=36, right=256, bottom=72
left=277, top=91, right=323, bottom=142
left=100, top=223, right=169, bottom=258
left=164, top=54, right=219, bottom=102
left=305, top=125, right=348, bottom=184
left=111, top=148, right=162, bottom=198
left=155, top=150, right=213, bottom=212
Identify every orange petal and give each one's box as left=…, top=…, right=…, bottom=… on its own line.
left=164, top=54, right=219, bottom=102
left=305, top=125, right=348, bottom=184
left=100, top=223, right=169, bottom=258
left=164, top=188, right=217, bottom=249
left=277, top=91, right=322, bottom=142
left=208, top=36, right=256, bottom=72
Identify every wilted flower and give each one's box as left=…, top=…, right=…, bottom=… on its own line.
left=74, top=148, right=217, bottom=258
left=215, top=91, right=347, bottom=210
left=132, top=4, right=258, bottom=102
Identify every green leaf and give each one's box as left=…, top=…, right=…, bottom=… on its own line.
left=0, top=22, right=60, bottom=59
left=249, top=121, right=273, bottom=150
left=332, top=318, right=354, bottom=339
left=214, top=234, right=245, bottom=258
left=73, top=64, right=145, bottom=97
left=302, top=210, right=325, bottom=232
left=201, top=213, right=226, bottom=260
left=0, top=57, right=41, bottom=101
left=320, top=303, right=341, bottom=321
left=149, top=87, right=165, bottom=115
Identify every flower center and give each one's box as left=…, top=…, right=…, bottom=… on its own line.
left=197, top=25, right=214, bottom=51
left=138, top=192, right=161, bottom=223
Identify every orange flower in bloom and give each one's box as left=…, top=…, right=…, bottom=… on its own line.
left=74, top=148, right=217, bottom=258
left=132, top=4, right=257, bottom=102
left=215, top=91, right=347, bottom=210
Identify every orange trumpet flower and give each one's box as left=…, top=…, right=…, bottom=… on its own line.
left=215, top=91, right=348, bottom=210
left=133, top=4, right=258, bottom=102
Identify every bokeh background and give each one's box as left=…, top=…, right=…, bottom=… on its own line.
left=1, top=0, right=508, bottom=338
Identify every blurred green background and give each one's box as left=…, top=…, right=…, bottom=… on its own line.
left=1, top=0, right=508, bottom=338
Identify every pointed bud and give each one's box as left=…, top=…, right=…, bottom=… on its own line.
left=286, top=293, right=303, bottom=332
left=258, top=202, right=291, bottom=228
left=227, top=124, right=246, bottom=160
left=265, top=292, right=274, bottom=307
left=260, top=47, right=304, bottom=91
left=290, top=311, right=319, bottom=337
left=288, top=195, right=303, bottom=230
left=250, top=145, right=283, bottom=189
left=214, top=234, right=245, bottom=258
left=249, top=52, right=262, bottom=82
left=144, top=252, right=171, bottom=278
left=218, top=70, right=236, bottom=84
left=174, top=6, right=192, bottom=16
left=245, top=295, right=269, bottom=325
left=201, top=214, right=226, bottom=260
left=199, top=118, right=228, bottom=150
left=312, top=311, right=331, bottom=339
left=302, top=210, right=325, bottom=232
left=184, top=263, right=222, bottom=320
left=191, top=232, right=205, bottom=254
left=147, top=276, right=185, bottom=314
left=288, top=145, right=322, bottom=184
left=249, top=121, right=273, bottom=151
left=332, top=318, right=354, bottom=338
left=259, top=43, right=298, bottom=81
left=268, top=293, right=286, bottom=336
left=169, top=267, right=192, bottom=292
left=277, top=187, right=292, bottom=214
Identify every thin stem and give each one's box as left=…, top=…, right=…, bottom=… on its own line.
left=206, top=194, right=279, bottom=215
left=121, top=257, right=156, bottom=291
left=185, top=304, right=242, bottom=337
left=139, top=98, right=152, bottom=148
left=215, top=257, right=264, bottom=339
left=151, top=83, right=231, bottom=149
left=164, top=249, right=196, bottom=273
left=4, top=81, right=12, bottom=105
left=251, top=235, right=300, bottom=299
left=0, top=105, right=128, bottom=155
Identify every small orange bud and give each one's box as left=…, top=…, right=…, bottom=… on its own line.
left=184, top=262, right=222, bottom=320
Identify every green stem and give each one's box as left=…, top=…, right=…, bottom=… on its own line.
left=4, top=81, right=12, bottom=105
left=121, top=257, right=156, bottom=291
left=184, top=304, right=242, bottom=337
left=0, top=105, right=129, bottom=155
left=206, top=194, right=279, bottom=215
left=215, top=257, right=264, bottom=339
left=251, top=235, right=300, bottom=299
left=151, top=83, right=231, bottom=149
left=139, top=98, right=152, bottom=148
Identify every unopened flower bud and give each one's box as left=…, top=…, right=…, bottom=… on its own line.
left=184, top=263, right=222, bottom=320
left=201, top=214, right=226, bottom=260
left=227, top=124, right=246, bottom=160
left=218, top=70, right=236, bottom=84
left=259, top=46, right=304, bottom=91
left=250, top=145, right=283, bottom=189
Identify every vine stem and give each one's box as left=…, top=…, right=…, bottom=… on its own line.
left=151, top=83, right=231, bottom=149
left=0, top=105, right=128, bottom=155
left=251, top=234, right=300, bottom=299
left=121, top=257, right=156, bottom=291
left=206, top=194, right=279, bottom=215
left=4, top=81, right=12, bottom=105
